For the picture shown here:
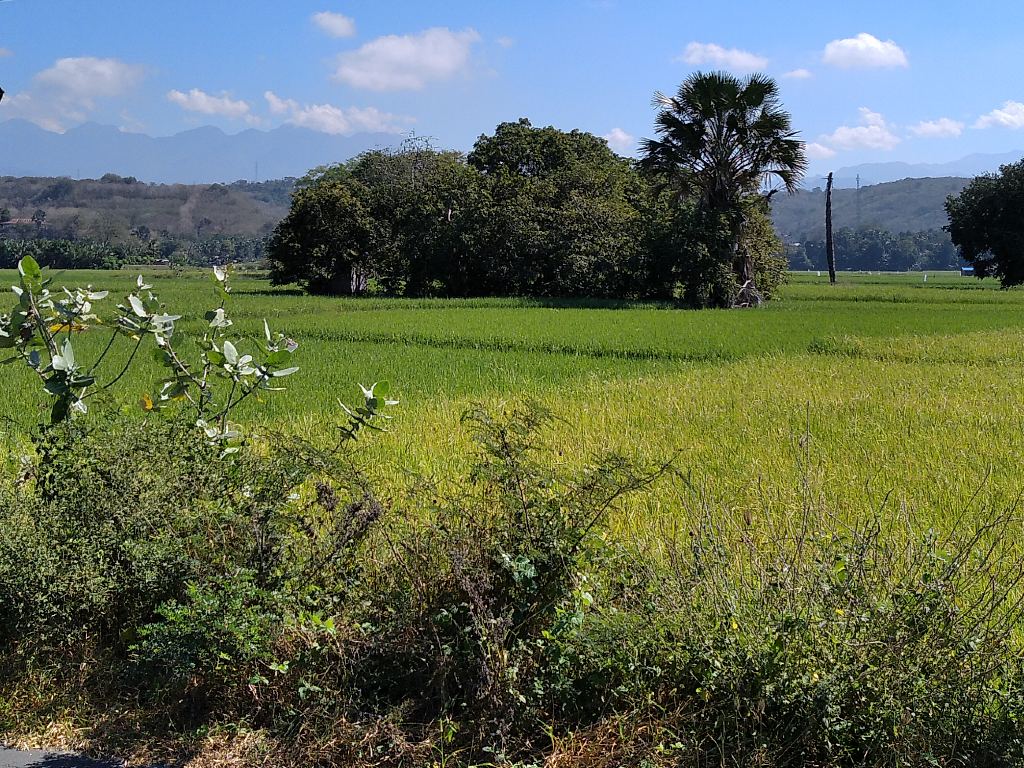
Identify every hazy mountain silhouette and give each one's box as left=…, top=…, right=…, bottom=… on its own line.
left=0, top=120, right=399, bottom=183
left=824, top=151, right=1024, bottom=188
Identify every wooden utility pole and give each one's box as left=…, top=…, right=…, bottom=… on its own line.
left=825, top=172, right=836, bottom=285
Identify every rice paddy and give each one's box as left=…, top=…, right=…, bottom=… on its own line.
left=3, top=268, right=1024, bottom=535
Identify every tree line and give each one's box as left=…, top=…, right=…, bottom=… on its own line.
left=269, top=73, right=807, bottom=307
left=0, top=234, right=268, bottom=270
left=789, top=228, right=962, bottom=272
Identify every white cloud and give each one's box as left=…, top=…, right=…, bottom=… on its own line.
left=603, top=127, right=635, bottom=155
left=974, top=101, right=1024, bottom=130
left=265, top=91, right=298, bottom=115
left=818, top=107, right=900, bottom=151
left=678, top=42, right=768, bottom=72
left=167, top=88, right=251, bottom=119
left=0, top=48, right=12, bottom=58
left=1, top=56, right=145, bottom=131
left=1, top=93, right=66, bottom=132
left=36, top=56, right=145, bottom=100
left=805, top=142, right=836, bottom=160
left=333, top=27, right=481, bottom=91
left=263, top=90, right=412, bottom=135
left=783, top=68, right=813, bottom=80
left=823, top=33, right=908, bottom=69
left=312, top=11, right=356, bottom=38
left=496, top=36, right=515, bottom=49
left=909, top=117, right=964, bottom=138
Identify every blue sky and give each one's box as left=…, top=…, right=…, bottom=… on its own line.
left=2, top=0, right=1023, bottom=173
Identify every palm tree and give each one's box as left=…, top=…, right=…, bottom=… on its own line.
left=639, top=71, right=806, bottom=303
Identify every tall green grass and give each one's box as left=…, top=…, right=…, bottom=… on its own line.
left=2, top=268, right=1023, bottom=537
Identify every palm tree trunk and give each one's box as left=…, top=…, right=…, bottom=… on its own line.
left=733, top=216, right=755, bottom=288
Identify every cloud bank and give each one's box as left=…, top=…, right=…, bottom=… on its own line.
left=2, top=56, right=145, bottom=131
left=333, top=27, right=481, bottom=91
left=167, top=88, right=252, bottom=119
left=818, top=107, right=900, bottom=152
left=975, top=101, right=1024, bottom=130
left=678, top=42, right=768, bottom=72
left=264, top=90, right=411, bottom=134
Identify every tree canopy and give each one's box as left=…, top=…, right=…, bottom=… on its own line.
left=269, top=113, right=794, bottom=305
left=269, top=122, right=675, bottom=299
left=639, top=71, right=806, bottom=304
left=945, top=160, right=1024, bottom=286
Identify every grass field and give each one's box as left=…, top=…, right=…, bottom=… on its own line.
left=3, top=268, right=1024, bottom=537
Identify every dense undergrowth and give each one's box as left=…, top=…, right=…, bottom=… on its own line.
left=4, top=406, right=1024, bottom=767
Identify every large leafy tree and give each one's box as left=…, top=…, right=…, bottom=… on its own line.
left=349, top=145, right=489, bottom=296
left=469, top=119, right=649, bottom=297
left=945, top=160, right=1024, bottom=286
left=639, top=71, right=806, bottom=305
left=267, top=180, right=378, bottom=295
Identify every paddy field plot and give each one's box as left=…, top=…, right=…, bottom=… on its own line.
left=3, top=269, right=1024, bottom=539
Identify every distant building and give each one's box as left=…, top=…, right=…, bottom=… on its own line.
left=960, top=266, right=976, bottom=276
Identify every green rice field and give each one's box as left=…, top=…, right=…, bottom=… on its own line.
left=4, top=268, right=1024, bottom=536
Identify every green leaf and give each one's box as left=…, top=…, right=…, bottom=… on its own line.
left=44, top=376, right=69, bottom=395
left=61, top=338, right=75, bottom=369
left=17, top=255, right=42, bottom=281
left=206, top=308, right=232, bottom=328
left=128, top=294, right=147, bottom=318
left=265, top=349, right=292, bottom=367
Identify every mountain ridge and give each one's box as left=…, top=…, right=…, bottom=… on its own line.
left=0, top=119, right=400, bottom=184
left=825, top=150, right=1024, bottom=188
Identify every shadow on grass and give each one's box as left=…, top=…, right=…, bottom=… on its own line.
left=233, top=288, right=684, bottom=310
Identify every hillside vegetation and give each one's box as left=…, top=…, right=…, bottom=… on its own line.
left=0, top=174, right=293, bottom=241
left=772, top=176, right=970, bottom=240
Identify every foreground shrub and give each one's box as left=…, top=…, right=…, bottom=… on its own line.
left=4, top=399, right=1024, bottom=766
left=542, top=510, right=1024, bottom=767
left=0, top=417, right=307, bottom=677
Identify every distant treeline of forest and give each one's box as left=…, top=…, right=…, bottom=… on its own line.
left=788, top=228, right=962, bottom=272
left=1, top=169, right=971, bottom=275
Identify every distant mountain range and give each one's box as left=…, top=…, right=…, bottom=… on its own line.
left=0, top=119, right=400, bottom=184
left=823, top=151, right=1024, bottom=188
left=3, top=118, right=1022, bottom=190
